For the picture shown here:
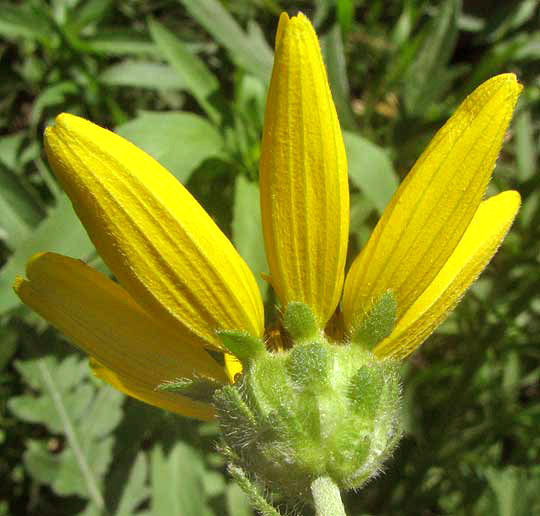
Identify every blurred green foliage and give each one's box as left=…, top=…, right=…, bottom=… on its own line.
left=1, top=0, right=539, bottom=515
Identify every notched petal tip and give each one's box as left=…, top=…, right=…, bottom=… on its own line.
left=43, top=125, right=54, bottom=140
left=275, top=11, right=315, bottom=50
left=12, top=275, right=25, bottom=293
left=25, top=251, right=52, bottom=274
left=13, top=252, right=51, bottom=294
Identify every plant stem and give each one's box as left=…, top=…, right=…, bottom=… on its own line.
left=311, top=476, right=347, bottom=516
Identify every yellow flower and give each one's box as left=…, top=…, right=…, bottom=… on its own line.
left=14, top=12, right=521, bottom=421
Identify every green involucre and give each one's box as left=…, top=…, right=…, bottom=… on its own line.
left=213, top=334, right=402, bottom=503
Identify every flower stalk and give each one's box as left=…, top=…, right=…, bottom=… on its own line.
left=311, top=477, right=347, bottom=516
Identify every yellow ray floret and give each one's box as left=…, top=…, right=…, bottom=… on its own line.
left=45, top=114, right=264, bottom=350
left=14, top=252, right=226, bottom=420
left=260, top=12, right=349, bottom=327
left=343, top=74, right=522, bottom=331
left=374, top=190, right=520, bottom=359
left=90, top=359, right=215, bottom=421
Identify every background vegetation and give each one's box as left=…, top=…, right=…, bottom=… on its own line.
left=1, top=0, right=539, bottom=514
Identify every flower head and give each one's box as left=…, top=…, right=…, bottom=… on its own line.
left=15, top=11, right=521, bottom=432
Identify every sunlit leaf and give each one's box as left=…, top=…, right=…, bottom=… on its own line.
left=100, top=61, right=186, bottom=90
left=403, top=0, right=461, bottom=114
left=151, top=442, right=214, bottom=516
left=344, top=131, right=398, bottom=214
left=148, top=18, right=220, bottom=123
left=0, top=194, right=95, bottom=314
left=232, top=175, right=268, bottom=299
left=116, top=111, right=224, bottom=183
left=10, top=355, right=123, bottom=505
left=180, top=0, right=273, bottom=83
left=0, top=163, right=43, bottom=249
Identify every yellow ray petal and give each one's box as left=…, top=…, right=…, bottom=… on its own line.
left=90, top=359, right=215, bottom=421
left=374, top=191, right=520, bottom=360
left=14, top=252, right=228, bottom=400
left=44, top=114, right=264, bottom=349
left=259, top=12, right=349, bottom=327
left=343, top=74, right=521, bottom=330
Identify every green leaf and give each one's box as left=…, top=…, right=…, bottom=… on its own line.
left=391, top=0, right=418, bottom=46
left=0, top=326, right=18, bottom=371
left=100, top=61, right=186, bottom=90
left=321, top=24, right=357, bottom=131
left=336, top=0, right=354, bottom=35
left=148, top=18, right=220, bottom=123
left=232, top=176, right=268, bottom=298
left=403, top=0, right=461, bottom=114
left=482, top=0, right=538, bottom=44
left=114, top=453, right=149, bottom=516
left=87, top=31, right=159, bottom=56
left=515, top=108, right=536, bottom=181
left=0, top=2, right=51, bottom=43
left=0, top=194, right=95, bottom=314
left=116, top=111, right=224, bottom=183
left=10, top=356, right=92, bottom=432
left=0, top=131, right=25, bottom=171
left=460, top=33, right=532, bottom=96
left=344, top=131, right=398, bottom=214
left=0, top=163, right=43, bottom=249
left=226, top=482, right=253, bottom=516
left=203, top=471, right=226, bottom=498
left=179, top=0, right=273, bottom=83
left=11, top=355, right=123, bottom=507
left=485, top=467, right=531, bottom=516
left=24, top=437, right=112, bottom=503
left=71, top=0, right=114, bottom=31
left=31, top=82, right=79, bottom=127
left=349, top=193, right=375, bottom=234
left=150, top=442, right=215, bottom=516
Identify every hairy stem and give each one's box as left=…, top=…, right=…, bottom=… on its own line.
left=311, top=476, right=347, bottom=516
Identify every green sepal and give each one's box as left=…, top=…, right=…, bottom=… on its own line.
left=156, top=375, right=222, bottom=402
left=286, top=340, right=329, bottom=391
left=227, top=464, right=282, bottom=516
left=213, top=384, right=258, bottom=430
left=217, top=330, right=266, bottom=364
left=351, top=290, right=397, bottom=349
left=347, top=365, right=384, bottom=419
left=283, top=302, right=319, bottom=341
left=214, top=341, right=403, bottom=502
